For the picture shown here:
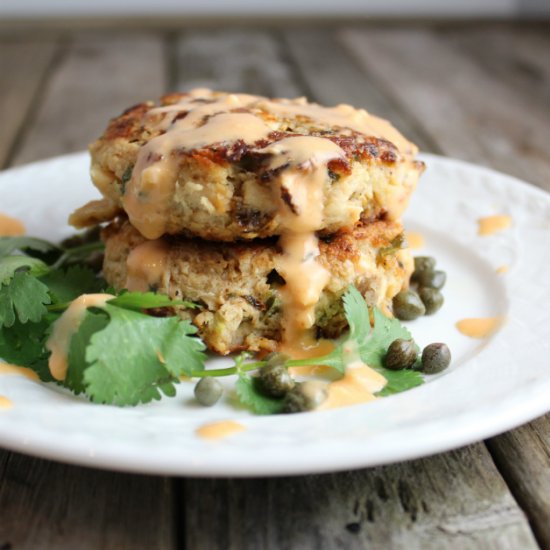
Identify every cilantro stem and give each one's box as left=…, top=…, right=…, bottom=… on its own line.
left=191, top=361, right=265, bottom=378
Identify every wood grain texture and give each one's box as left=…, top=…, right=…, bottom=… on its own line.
left=281, top=29, right=437, bottom=152
left=445, top=26, right=550, bottom=109
left=0, top=31, right=175, bottom=550
left=487, top=415, right=550, bottom=549
left=173, top=27, right=539, bottom=550
left=174, top=29, right=301, bottom=98
left=0, top=451, right=175, bottom=550
left=12, top=33, right=167, bottom=166
left=0, top=38, right=59, bottom=168
left=183, top=445, right=538, bottom=550
left=338, top=27, right=550, bottom=190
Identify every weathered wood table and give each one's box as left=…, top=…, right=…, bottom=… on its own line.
left=0, top=22, right=549, bottom=549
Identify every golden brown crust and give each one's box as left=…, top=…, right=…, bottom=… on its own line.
left=102, top=218, right=413, bottom=354
left=87, top=91, right=424, bottom=241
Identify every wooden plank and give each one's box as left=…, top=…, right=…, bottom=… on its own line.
left=172, top=26, right=540, bottom=549
left=338, top=27, right=550, bottom=190
left=13, top=32, right=167, bottom=166
left=174, top=29, right=302, bottom=98
left=0, top=31, right=175, bottom=550
left=445, top=26, right=550, bottom=109
left=281, top=29, right=437, bottom=152
left=487, top=415, right=550, bottom=549
left=0, top=451, right=175, bottom=549
left=183, top=445, right=538, bottom=549
left=0, top=37, right=59, bottom=168
left=339, top=27, right=550, bottom=543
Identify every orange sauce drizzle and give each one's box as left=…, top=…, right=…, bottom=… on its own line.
left=456, top=317, right=503, bottom=338
left=125, top=239, right=170, bottom=292
left=0, top=213, right=25, bottom=236
left=196, top=420, right=246, bottom=440
left=0, top=363, right=39, bottom=381
left=46, top=293, right=114, bottom=381
left=478, top=215, right=512, bottom=236
left=0, top=396, right=13, bottom=409
left=496, top=265, right=509, bottom=274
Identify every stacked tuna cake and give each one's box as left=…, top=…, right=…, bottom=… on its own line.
left=70, top=89, right=424, bottom=355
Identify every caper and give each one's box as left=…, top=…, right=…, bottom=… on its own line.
left=283, top=381, right=328, bottom=413
left=255, top=363, right=295, bottom=398
left=384, top=338, right=418, bottom=370
left=392, top=290, right=426, bottom=320
left=421, top=343, right=451, bottom=374
left=415, top=270, right=446, bottom=290
left=413, top=256, right=436, bottom=275
left=418, top=287, right=444, bottom=315
left=194, top=377, right=223, bottom=406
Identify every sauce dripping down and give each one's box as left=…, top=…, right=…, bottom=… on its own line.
left=124, top=89, right=416, bottom=354
left=196, top=420, right=246, bottom=440
left=456, top=317, right=503, bottom=339
left=46, top=293, right=114, bottom=381
left=478, top=215, right=512, bottom=236
left=0, top=396, right=13, bottom=410
left=0, top=213, right=25, bottom=236
left=125, top=240, right=170, bottom=292
left=0, top=363, right=39, bottom=381
left=261, top=136, right=345, bottom=350
left=124, top=110, right=273, bottom=239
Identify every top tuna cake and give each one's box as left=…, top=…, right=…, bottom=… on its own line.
left=74, top=89, right=424, bottom=241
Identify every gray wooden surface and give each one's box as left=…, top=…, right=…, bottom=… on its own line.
left=0, top=23, right=549, bottom=550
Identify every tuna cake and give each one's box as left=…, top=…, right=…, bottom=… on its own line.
left=102, top=218, right=413, bottom=355
left=72, top=89, right=424, bottom=241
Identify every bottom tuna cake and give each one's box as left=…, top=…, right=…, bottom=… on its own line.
left=102, top=219, right=413, bottom=355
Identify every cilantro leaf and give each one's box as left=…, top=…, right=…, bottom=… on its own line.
left=359, top=307, right=417, bottom=368
left=84, top=304, right=206, bottom=406
left=0, top=315, right=53, bottom=375
left=65, top=310, right=109, bottom=394
left=375, top=368, right=424, bottom=396
left=0, top=236, right=60, bottom=258
left=343, top=285, right=372, bottom=343
left=0, top=255, right=50, bottom=284
left=235, top=374, right=284, bottom=415
left=40, top=266, right=106, bottom=304
left=0, top=271, right=51, bottom=327
left=107, top=291, right=196, bottom=311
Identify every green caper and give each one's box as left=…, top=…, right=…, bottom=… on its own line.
left=283, top=381, right=328, bottom=413
left=194, top=377, right=223, bottom=406
left=418, top=287, right=444, bottom=315
left=415, top=270, right=446, bottom=290
left=384, top=338, right=418, bottom=370
left=413, top=256, right=436, bottom=275
left=392, top=290, right=426, bottom=320
left=421, top=343, right=451, bottom=374
left=255, top=363, right=295, bottom=398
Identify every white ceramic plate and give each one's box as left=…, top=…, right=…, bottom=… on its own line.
left=0, top=152, right=549, bottom=477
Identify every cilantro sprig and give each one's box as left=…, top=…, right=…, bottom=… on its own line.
left=0, top=231, right=424, bottom=412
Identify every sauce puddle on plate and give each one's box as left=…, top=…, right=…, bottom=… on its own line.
left=477, top=215, right=512, bottom=236
left=0, top=396, right=13, bottom=410
left=0, top=363, right=40, bottom=381
left=456, top=317, right=503, bottom=338
left=406, top=231, right=425, bottom=249
left=0, top=213, right=25, bottom=236
left=196, top=420, right=246, bottom=440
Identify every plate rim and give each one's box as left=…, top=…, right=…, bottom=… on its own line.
left=0, top=151, right=549, bottom=477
